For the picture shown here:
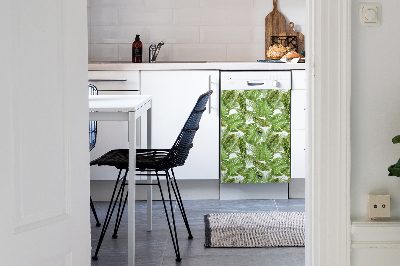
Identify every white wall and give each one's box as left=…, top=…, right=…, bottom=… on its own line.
left=87, top=0, right=305, bottom=62
left=351, top=0, right=400, bottom=220
left=351, top=1, right=400, bottom=264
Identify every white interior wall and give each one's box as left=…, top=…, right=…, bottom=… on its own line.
left=87, top=0, right=305, bottom=62
left=351, top=0, right=400, bottom=220
left=351, top=1, right=400, bottom=264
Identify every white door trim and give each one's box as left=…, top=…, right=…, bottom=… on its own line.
left=306, top=0, right=351, bottom=265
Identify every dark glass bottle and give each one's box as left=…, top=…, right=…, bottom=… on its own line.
left=132, top=35, right=142, bottom=63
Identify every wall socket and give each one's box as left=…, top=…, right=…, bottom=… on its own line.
left=367, top=194, right=391, bottom=219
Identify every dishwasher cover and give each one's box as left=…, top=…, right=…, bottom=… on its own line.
left=220, top=85, right=290, bottom=183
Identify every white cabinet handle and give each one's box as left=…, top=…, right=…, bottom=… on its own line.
left=208, top=75, right=212, bottom=114
left=247, top=81, right=264, bottom=86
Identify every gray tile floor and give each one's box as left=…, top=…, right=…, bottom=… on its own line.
left=91, top=199, right=305, bottom=266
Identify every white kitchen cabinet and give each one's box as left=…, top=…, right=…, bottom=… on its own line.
left=88, top=71, right=141, bottom=180
left=141, top=70, right=220, bottom=180
left=291, top=129, right=306, bottom=179
left=291, top=70, right=306, bottom=179
left=291, top=90, right=306, bottom=130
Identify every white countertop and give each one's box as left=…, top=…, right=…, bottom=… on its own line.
left=89, top=62, right=306, bottom=71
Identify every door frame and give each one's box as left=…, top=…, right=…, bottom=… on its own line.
left=306, top=0, right=351, bottom=265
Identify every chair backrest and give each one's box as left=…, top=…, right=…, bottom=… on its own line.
left=163, top=90, right=213, bottom=169
left=89, top=84, right=98, bottom=151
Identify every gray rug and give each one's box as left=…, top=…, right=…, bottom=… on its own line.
left=204, top=212, right=305, bottom=248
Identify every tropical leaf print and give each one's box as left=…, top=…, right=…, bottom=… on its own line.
left=221, top=89, right=291, bottom=183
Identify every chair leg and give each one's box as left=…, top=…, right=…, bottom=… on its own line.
left=92, top=169, right=128, bottom=261
left=156, top=171, right=182, bottom=262
left=112, top=178, right=128, bottom=239
left=168, top=169, right=193, bottom=239
left=90, top=196, right=101, bottom=227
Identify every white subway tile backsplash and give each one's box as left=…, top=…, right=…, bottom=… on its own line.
left=173, top=44, right=226, bottom=61
left=91, top=7, right=118, bottom=26
left=91, top=44, right=119, bottom=62
left=147, top=26, right=199, bottom=44
left=173, top=8, right=226, bottom=26
left=87, top=0, right=305, bottom=62
left=227, top=8, right=266, bottom=26
left=227, top=43, right=264, bottom=61
left=253, top=0, right=270, bottom=9
left=200, top=0, right=253, bottom=9
left=119, top=8, right=173, bottom=26
left=118, top=44, right=132, bottom=61
left=91, top=26, right=146, bottom=43
left=199, top=0, right=228, bottom=8
left=91, top=0, right=146, bottom=8
left=280, top=1, right=306, bottom=25
left=146, top=0, right=199, bottom=9
left=200, top=26, right=252, bottom=44
left=252, top=26, right=265, bottom=44
left=224, top=0, right=253, bottom=8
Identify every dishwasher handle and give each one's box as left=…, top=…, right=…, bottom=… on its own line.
left=247, top=81, right=265, bottom=86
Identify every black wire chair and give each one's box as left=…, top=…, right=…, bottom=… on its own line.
left=89, top=84, right=101, bottom=227
left=90, top=90, right=213, bottom=262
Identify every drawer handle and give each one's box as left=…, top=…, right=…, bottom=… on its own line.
left=88, top=79, right=127, bottom=82
left=247, top=81, right=264, bottom=86
left=208, top=75, right=212, bottom=114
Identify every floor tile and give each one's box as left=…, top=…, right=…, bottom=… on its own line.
left=91, top=199, right=305, bottom=266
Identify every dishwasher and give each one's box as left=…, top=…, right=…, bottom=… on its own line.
left=220, top=71, right=291, bottom=199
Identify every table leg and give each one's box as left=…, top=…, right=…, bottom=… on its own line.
left=147, top=105, right=152, bottom=232
left=128, top=112, right=136, bottom=266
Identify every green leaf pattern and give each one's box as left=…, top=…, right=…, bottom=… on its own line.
left=221, top=89, right=291, bottom=183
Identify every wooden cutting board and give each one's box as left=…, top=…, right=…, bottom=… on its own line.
left=280, top=22, right=304, bottom=53
left=265, top=0, right=286, bottom=59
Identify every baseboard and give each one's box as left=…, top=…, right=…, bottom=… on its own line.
left=91, top=179, right=305, bottom=201
left=220, top=183, right=288, bottom=200
left=289, top=178, right=305, bottom=198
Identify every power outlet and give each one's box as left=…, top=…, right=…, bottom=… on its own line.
left=368, top=194, right=391, bottom=219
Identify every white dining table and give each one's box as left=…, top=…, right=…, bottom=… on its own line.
left=89, top=94, right=152, bottom=266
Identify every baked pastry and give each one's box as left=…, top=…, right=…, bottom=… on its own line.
left=282, top=52, right=305, bottom=59
left=267, top=44, right=292, bottom=60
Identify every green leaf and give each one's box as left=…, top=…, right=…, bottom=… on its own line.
left=388, top=159, right=400, bottom=177
left=392, top=135, right=400, bottom=144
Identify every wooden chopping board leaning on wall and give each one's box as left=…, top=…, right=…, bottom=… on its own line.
left=265, top=0, right=286, bottom=59
left=279, top=22, right=304, bottom=53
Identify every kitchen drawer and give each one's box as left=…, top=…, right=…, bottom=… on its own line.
left=88, top=71, right=140, bottom=91
left=291, top=70, right=306, bottom=90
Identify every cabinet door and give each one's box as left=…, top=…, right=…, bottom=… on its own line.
left=291, top=90, right=306, bottom=130
left=141, top=70, right=220, bottom=180
left=291, top=129, right=306, bottom=179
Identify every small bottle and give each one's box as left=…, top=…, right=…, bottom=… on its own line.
left=132, top=35, right=142, bottom=63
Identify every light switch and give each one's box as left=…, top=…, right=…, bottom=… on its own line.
left=359, top=3, right=381, bottom=26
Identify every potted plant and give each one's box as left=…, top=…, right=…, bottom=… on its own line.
left=388, top=135, right=400, bottom=176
